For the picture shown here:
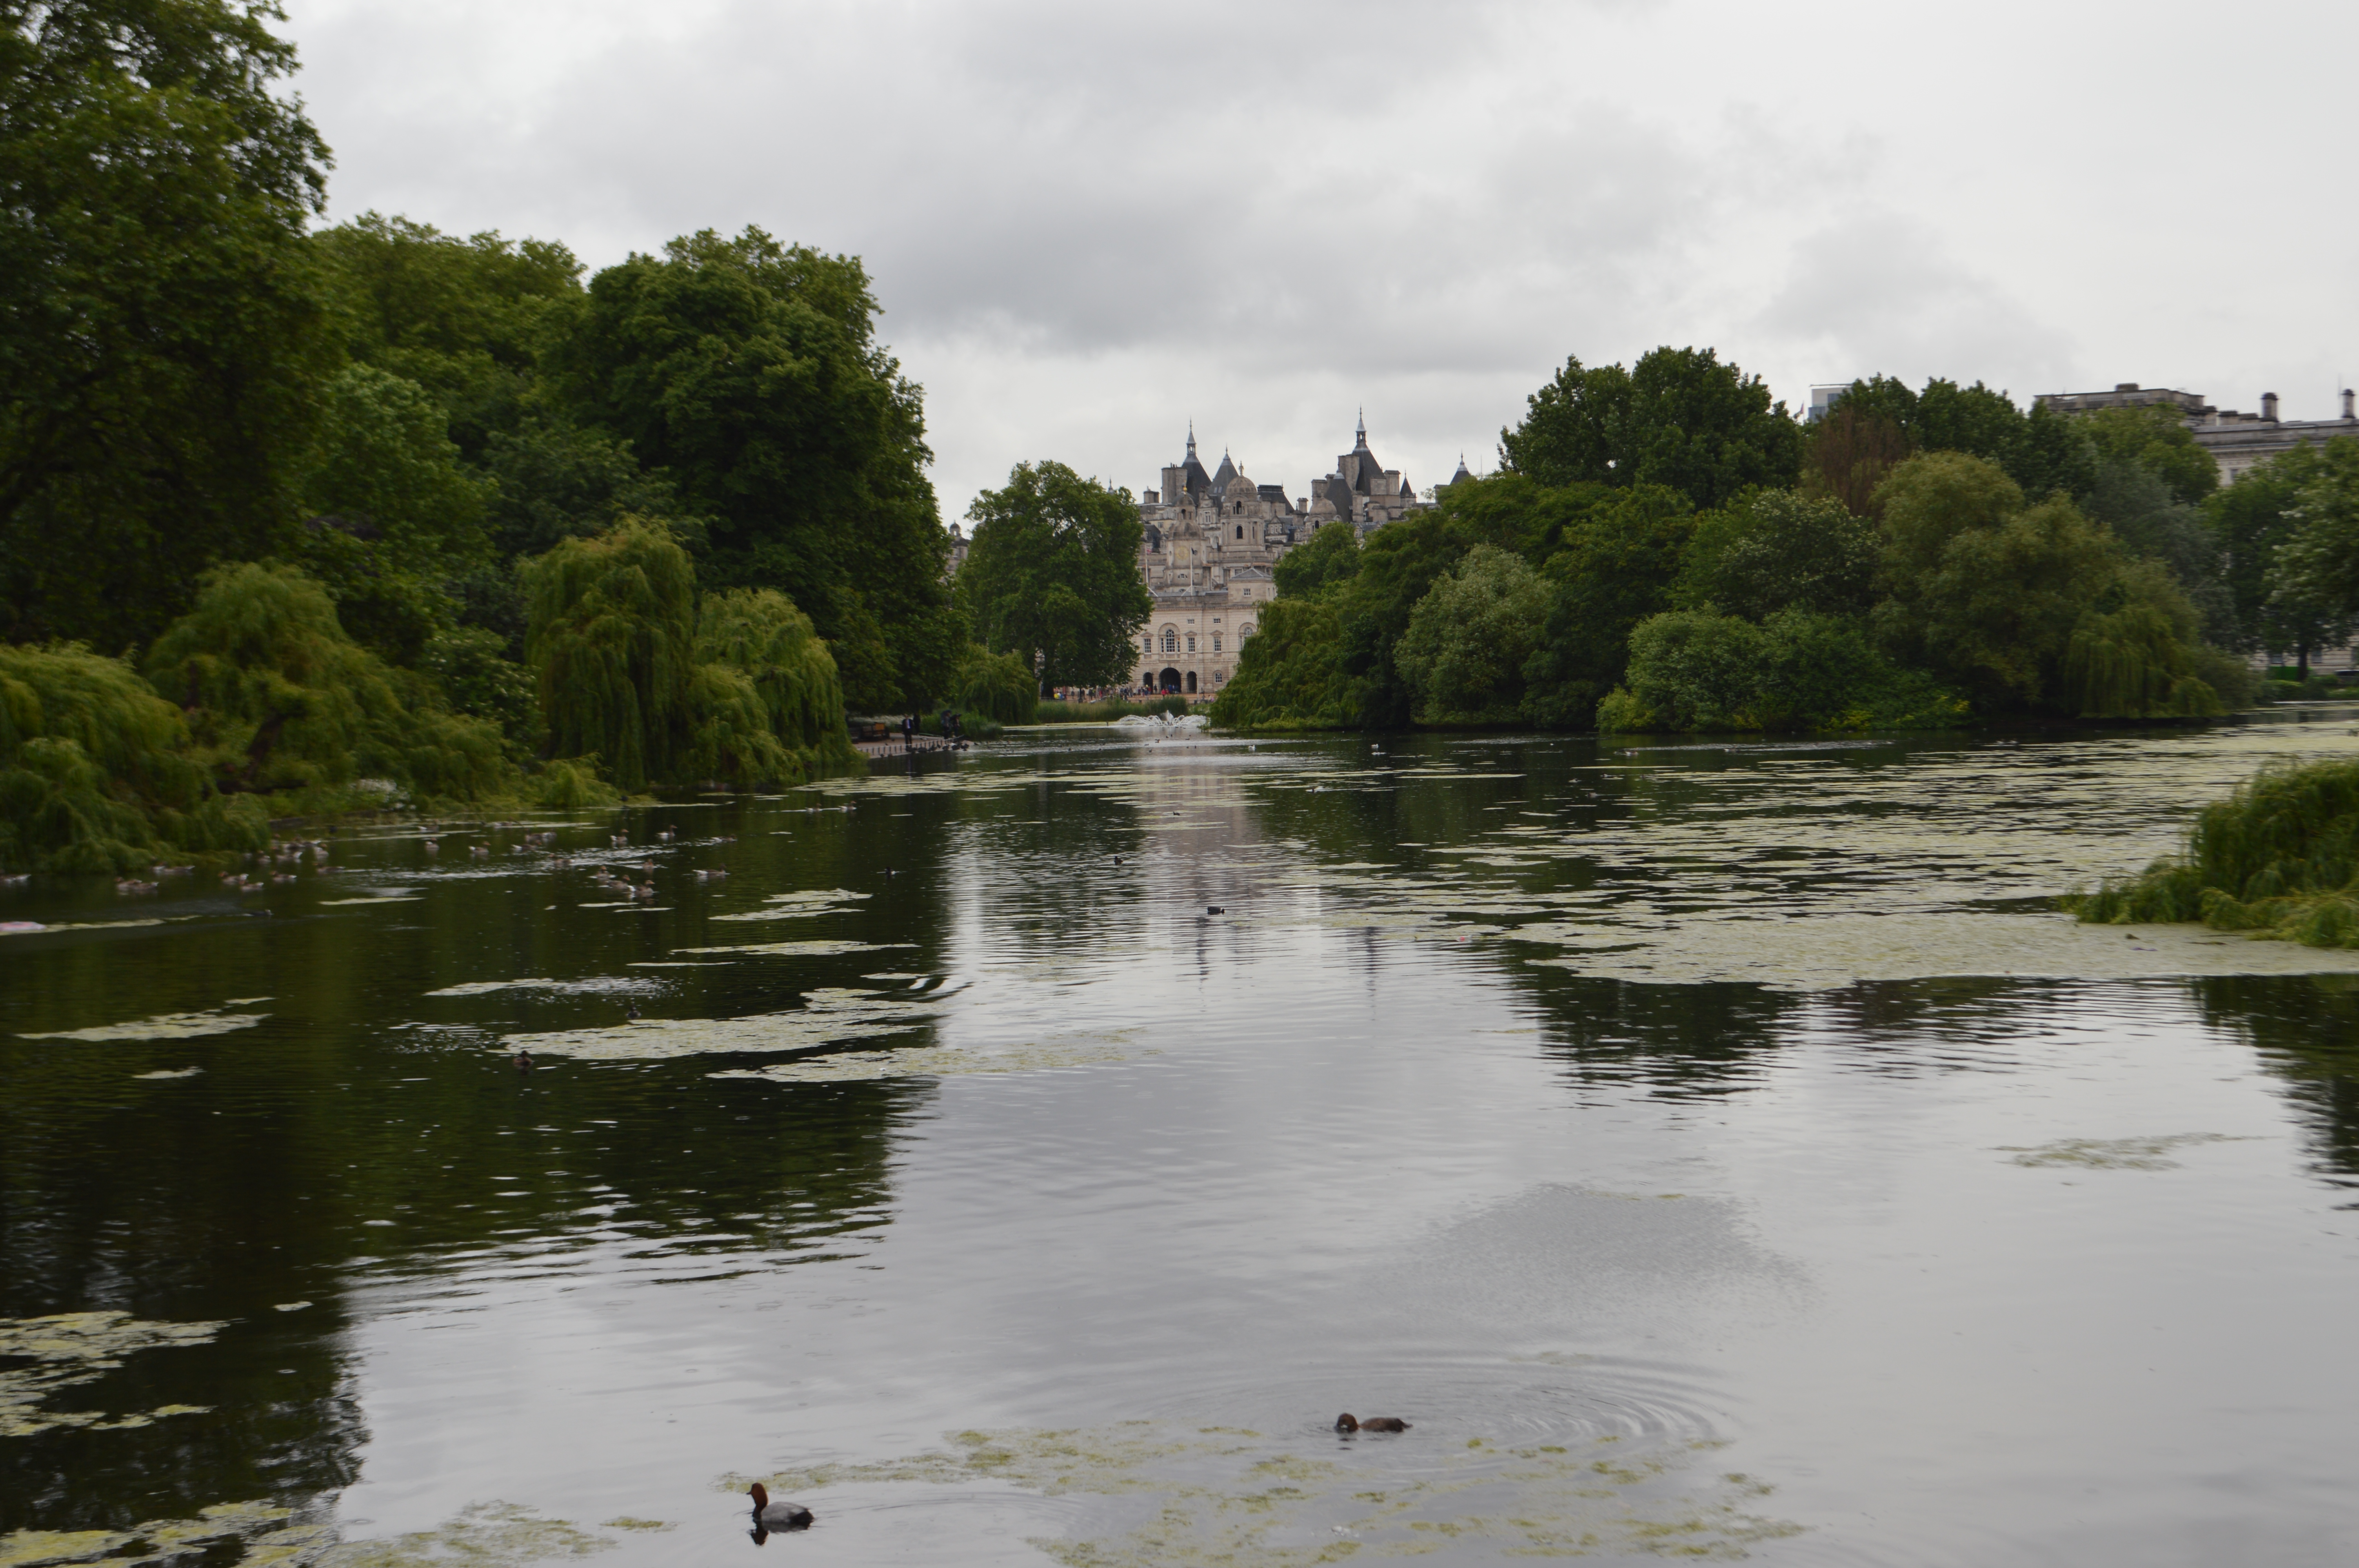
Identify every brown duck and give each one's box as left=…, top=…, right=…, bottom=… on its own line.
left=747, top=1483, right=813, bottom=1531
left=1334, top=1413, right=1409, bottom=1433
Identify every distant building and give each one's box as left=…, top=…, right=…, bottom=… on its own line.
left=1130, top=417, right=1438, bottom=696
left=945, top=521, right=969, bottom=577
left=2035, top=381, right=2359, bottom=485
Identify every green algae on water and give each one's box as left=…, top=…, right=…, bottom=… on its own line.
left=0, top=1311, right=223, bottom=1437
left=2000, top=1133, right=2250, bottom=1170
left=730, top=1421, right=1799, bottom=1566
left=502, top=987, right=938, bottom=1061
left=18, top=1004, right=268, bottom=1042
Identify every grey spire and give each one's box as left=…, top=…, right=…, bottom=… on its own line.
left=1186, top=421, right=1197, bottom=459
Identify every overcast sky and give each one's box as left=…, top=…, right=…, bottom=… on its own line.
left=282, top=0, right=2359, bottom=522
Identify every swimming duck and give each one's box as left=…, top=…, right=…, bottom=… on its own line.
left=746, top=1483, right=812, bottom=1530
left=1334, top=1414, right=1408, bottom=1433
left=513, top=1050, right=533, bottom=1072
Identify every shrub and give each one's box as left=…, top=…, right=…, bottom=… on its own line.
left=523, top=520, right=697, bottom=790
left=2069, top=758, right=2359, bottom=944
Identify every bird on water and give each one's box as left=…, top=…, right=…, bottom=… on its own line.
left=1334, top=1413, right=1408, bottom=1433
left=747, top=1483, right=813, bottom=1531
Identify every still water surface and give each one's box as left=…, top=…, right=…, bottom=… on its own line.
left=9, top=719, right=2359, bottom=1565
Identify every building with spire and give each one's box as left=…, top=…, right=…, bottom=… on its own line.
left=1130, top=416, right=1439, bottom=696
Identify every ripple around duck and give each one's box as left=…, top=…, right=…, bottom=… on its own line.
left=1127, top=1349, right=1731, bottom=1457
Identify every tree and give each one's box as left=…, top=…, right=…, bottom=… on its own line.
left=1272, top=519, right=1361, bottom=600
left=2206, top=441, right=2359, bottom=672
left=959, top=461, right=1150, bottom=691
left=2261, top=437, right=2359, bottom=675
left=1499, top=347, right=1802, bottom=508
left=1394, top=545, right=1552, bottom=724
left=2079, top=403, right=2217, bottom=506
left=2080, top=457, right=2232, bottom=643
left=1874, top=452, right=2132, bottom=709
left=548, top=227, right=955, bottom=712
left=312, top=212, right=582, bottom=457
left=522, top=521, right=698, bottom=791
left=1823, top=377, right=2095, bottom=501
left=1802, top=403, right=1913, bottom=517
left=292, top=363, right=494, bottom=662
left=0, top=0, right=335, bottom=651
left=1523, top=484, right=1696, bottom=726
left=1673, top=490, right=1876, bottom=621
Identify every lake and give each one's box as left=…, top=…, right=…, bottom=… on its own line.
left=8, top=713, right=2359, bottom=1566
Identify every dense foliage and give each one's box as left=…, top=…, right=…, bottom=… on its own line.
left=958, top=461, right=1152, bottom=690
left=2071, top=759, right=2359, bottom=946
left=1222, top=355, right=2264, bottom=736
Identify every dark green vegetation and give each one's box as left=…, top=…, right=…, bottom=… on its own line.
left=0, top=0, right=957, bottom=866
left=1216, top=354, right=2288, bottom=734
left=957, top=461, right=1152, bottom=693
left=2072, top=758, right=2359, bottom=946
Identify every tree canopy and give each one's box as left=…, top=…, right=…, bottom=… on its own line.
left=549, top=227, right=956, bottom=711
left=0, top=0, right=334, bottom=650
left=1499, top=347, right=1803, bottom=508
left=959, top=460, right=1151, bottom=691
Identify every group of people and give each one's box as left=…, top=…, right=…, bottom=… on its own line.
left=897, top=711, right=969, bottom=751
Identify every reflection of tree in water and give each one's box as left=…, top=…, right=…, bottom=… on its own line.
left=0, top=798, right=938, bottom=1539
left=2191, top=973, right=2359, bottom=1181
left=1516, top=965, right=1799, bottom=1098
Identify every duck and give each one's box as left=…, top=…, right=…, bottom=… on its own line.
left=1334, top=1414, right=1409, bottom=1433
left=513, top=1050, right=533, bottom=1072
left=746, top=1483, right=812, bottom=1531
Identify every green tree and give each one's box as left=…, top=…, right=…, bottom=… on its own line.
left=1673, top=489, right=1876, bottom=621
left=1272, top=518, right=1361, bottom=600
left=693, top=588, right=855, bottom=773
left=292, top=363, right=494, bottom=661
left=1603, top=607, right=1959, bottom=734
left=1874, top=452, right=2175, bottom=711
left=2081, top=457, right=2232, bottom=642
left=1523, top=485, right=1697, bottom=727
left=1499, top=347, right=1802, bottom=508
left=1205, top=599, right=1349, bottom=730
left=312, top=212, right=582, bottom=457
left=548, top=227, right=954, bottom=712
left=0, top=0, right=334, bottom=650
left=2079, top=403, right=2217, bottom=506
left=2206, top=441, right=2359, bottom=672
left=959, top=460, right=1150, bottom=691
left=1394, top=545, right=1553, bottom=724
left=522, top=521, right=698, bottom=791
left=1824, top=377, right=2095, bottom=501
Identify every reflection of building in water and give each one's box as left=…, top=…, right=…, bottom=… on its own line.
left=1134, top=417, right=1452, bottom=696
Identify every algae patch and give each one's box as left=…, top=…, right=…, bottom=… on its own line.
left=0, top=1311, right=224, bottom=1437
left=0, top=1500, right=659, bottom=1568
left=734, top=1420, right=1800, bottom=1564
left=711, top=1030, right=1147, bottom=1085
left=2000, top=1133, right=2251, bottom=1170
left=501, top=987, right=938, bottom=1062
left=18, top=1005, right=267, bottom=1042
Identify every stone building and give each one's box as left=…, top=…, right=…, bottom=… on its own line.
left=2036, top=382, right=2359, bottom=484
left=1129, top=418, right=1438, bottom=695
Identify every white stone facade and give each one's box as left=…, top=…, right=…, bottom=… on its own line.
left=1131, top=418, right=1443, bottom=695
left=2035, top=382, right=2359, bottom=485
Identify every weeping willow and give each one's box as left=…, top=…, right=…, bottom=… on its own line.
left=2060, top=603, right=2223, bottom=719
left=695, top=589, right=858, bottom=776
left=523, top=521, right=698, bottom=791
left=0, top=644, right=268, bottom=873
left=2068, top=758, right=2359, bottom=945
left=950, top=644, right=1039, bottom=724
left=145, top=563, right=509, bottom=804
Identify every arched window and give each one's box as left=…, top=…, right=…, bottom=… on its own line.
left=1240, top=623, right=1255, bottom=639
left=1234, top=524, right=1243, bottom=539
left=1161, top=627, right=1178, bottom=653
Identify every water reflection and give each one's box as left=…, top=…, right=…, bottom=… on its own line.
left=10, top=723, right=2359, bottom=1563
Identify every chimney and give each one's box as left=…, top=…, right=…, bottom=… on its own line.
left=2344, top=388, right=2355, bottom=420
left=2263, top=392, right=2281, bottom=422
